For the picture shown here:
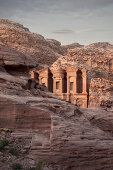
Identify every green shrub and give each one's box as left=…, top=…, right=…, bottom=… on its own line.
left=9, top=148, right=19, bottom=156
left=1, top=139, right=9, bottom=146
left=6, top=129, right=13, bottom=133
left=36, top=159, right=45, bottom=170
left=28, top=167, right=36, bottom=170
left=0, top=144, right=4, bottom=151
left=11, top=163, right=22, bottom=170
left=0, top=139, right=9, bottom=151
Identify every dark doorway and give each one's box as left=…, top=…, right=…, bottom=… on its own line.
left=63, top=71, right=67, bottom=93
left=34, top=72, right=39, bottom=81
left=77, top=70, right=82, bottom=93
left=48, top=71, right=53, bottom=92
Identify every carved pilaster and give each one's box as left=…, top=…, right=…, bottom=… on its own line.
left=52, top=69, right=64, bottom=94
left=82, top=68, right=87, bottom=93
left=29, top=71, right=34, bottom=79
left=74, top=71, right=77, bottom=93
left=53, top=77, right=56, bottom=93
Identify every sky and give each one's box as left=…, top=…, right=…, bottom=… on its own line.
left=0, top=0, right=113, bottom=45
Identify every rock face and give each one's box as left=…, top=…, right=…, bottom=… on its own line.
left=89, top=78, right=113, bottom=109
left=51, top=43, right=113, bottom=109
left=62, top=42, right=84, bottom=54
left=0, top=19, right=64, bottom=67
left=0, top=96, right=51, bottom=131
left=1, top=94, right=113, bottom=170
left=0, top=19, right=113, bottom=170
left=0, top=45, right=37, bottom=68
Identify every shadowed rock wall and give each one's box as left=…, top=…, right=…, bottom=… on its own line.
left=0, top=97, right=51, bottom=133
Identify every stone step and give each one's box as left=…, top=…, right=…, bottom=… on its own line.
left=30, top=144, right=51, bottom=149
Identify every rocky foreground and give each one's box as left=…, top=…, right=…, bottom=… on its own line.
left=1, top=79, right=113, bottom=170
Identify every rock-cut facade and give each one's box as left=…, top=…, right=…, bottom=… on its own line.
left=30, top=66, right=88, bottom=108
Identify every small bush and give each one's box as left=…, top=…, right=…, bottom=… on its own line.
left=0, top=144, right=4, bottom=151
left=0, top=158, right=5, bottom=163
left=9, top=148, right=19, bottom=156
left=11, top=163, right=22, bottom=170
left=28, top=167, right=36, bottom=170
left=0, top=139, right=9, bottom=151
left=36, top=159, right=45, bottom=170
left=1, top=139, right=9, bottom=146
left=6, top=129, right=13, bottom=133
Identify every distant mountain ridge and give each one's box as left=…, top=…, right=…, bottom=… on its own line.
left=0, top=19, right=113, bottom=68
left=86, top=42, right=113, bottom=51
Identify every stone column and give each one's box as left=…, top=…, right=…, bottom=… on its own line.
left=52, top=69, right=64, bottom=94
left=74, top=70, right=77, bottom=93
left=30, top=71, right=34, bottom=79
left=53, top=78, right=56, bottom=93
left=66, top=75, right=70, bottom=101
left=67, top=75, right=70, bottom=94
left=111, top=59, right=113, bottom=71
left=60, top=78, right=63, bottom=94
left=82, top=68, right=87, bottom=93
left=39, top=77, right=41, bottom=84
left=38, top=76, right=41, bottom=85
left=45, top=77, right=48, bottom=88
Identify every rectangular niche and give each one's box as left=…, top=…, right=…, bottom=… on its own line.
left=56, top=81, right=60, bottom=90
left=70, top=82, right=74, bottom=91
left=41, top=78, right=46, bottom=85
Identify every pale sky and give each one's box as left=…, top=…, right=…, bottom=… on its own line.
left=0, top=0, right=113, bottom=45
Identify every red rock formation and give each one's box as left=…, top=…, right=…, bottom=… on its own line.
left=0, top=19, right=64, bottom=66
left=0, top=19, right=113, bottom=170
left=0, top=94, right=113, bottom=170
left=0, top=97, right=51, bottom=132
left=89, top=78, right=113, bottom=109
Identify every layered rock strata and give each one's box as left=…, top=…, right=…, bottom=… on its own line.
left=0, top=94, right=113, bottom=170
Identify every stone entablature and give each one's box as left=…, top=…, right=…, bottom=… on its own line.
left=30, top=67, right=88, bottom=108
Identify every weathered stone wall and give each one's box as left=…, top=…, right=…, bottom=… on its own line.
left=0, top=97, right=51, bottom=133
left=89, top=78, right=113, bottom=109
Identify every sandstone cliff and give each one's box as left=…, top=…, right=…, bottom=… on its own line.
left=0, top=19, right=113, bottom=170
left=0, top=19, right=64, bottom=67
left=0, top=48, right=113, bottom=169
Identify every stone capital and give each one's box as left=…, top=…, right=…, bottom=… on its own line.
left=82, top=74, right=86, bottom=78
left=82, top=68, right=86, bottom=78
left=82, top=68, right=86, bottom=72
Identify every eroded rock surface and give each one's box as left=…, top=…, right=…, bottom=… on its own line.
left=89, top=78, right=113, bottom=109
left=1, top=94, right=113, bottom=170
left=0, top=19, right=113, bottom=170
left=0, top=19, right=64, bottom=67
